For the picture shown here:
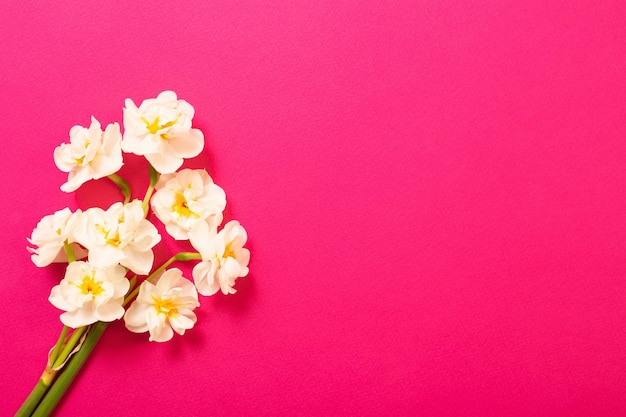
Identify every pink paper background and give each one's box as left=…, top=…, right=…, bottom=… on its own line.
left=2, top=1, right=626, bottom=416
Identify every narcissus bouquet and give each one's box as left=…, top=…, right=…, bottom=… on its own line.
left=16, top=92, right=250, bottom=417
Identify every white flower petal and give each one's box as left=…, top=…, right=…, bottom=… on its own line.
left=123, top=268, right=199, bottom=342
left=76, top=201, right=160, bottom=275
left=124, top=302, right=151, bottom=333
left=54, top=117, right=123, bottom=192
left=49, top=261, right=130, bottom=328
left=169, top=314, right=196, bottom=335
left=88, top=245, right=124, bottom=268
left=60, top=166, right=93, bottom=192
left=166, top=129, right=204, bottom=158
left=152, top=169, right=226, bottom=240
left=147, top=313, right=174, bottom=342
left=121, top=248, right=154, bottom=276
left=121, top=92, right=204, bottom=174
left=60, top=304, right=97, bottom=328
left=144, top=150, right=184, bottom=174
left=192, top=260, right=220, bottom=296
left=49, top=285, right=73, bottom=311
left=28, top=208, right=84, bottom=267
left=95, top=300, right=125, bottom=322
left=188, top=220, right=218, bottom=258
left=189, top=220, right=250, bottom=296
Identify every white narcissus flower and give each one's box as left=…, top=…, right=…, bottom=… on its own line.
left=189, top=220, right=250, bottom=296
left=122, top=91, right=204, bottom=174
left=124, top=268, right=199, bottom=342
left=27, top=208, right=87, bottom=267
left=151, top=169, right=226, bottom=240
left=74, top=200, right=161, bottom=275
left=54, top=117, right=123, bottom=192
left=49, top=261, right=129, bottom=328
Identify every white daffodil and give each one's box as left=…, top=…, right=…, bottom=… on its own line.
left=54, top=117, right=123, bottom=192
left=27, top=208, right=87, bottom=267
left=74, top=200, right=161, bottom=275
left=49, top=261, right=129, bottom=328
left=124, top=268, right=199, bottom=342
left=189, top=220, right=250, bottom=296
left=121, top=91, right=204, bottom=174
left=151, top=169, right=226, bottom=240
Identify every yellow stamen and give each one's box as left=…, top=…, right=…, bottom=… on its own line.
left=152, top=296, right=179, bottom=319
left=223, top=241, right=236, bottom=259
left=77, top=273, right=104, bottom=296
left=96, top=224, right=121, bottom=246
left=106, top=233, right=121, bottom=246
left=141, top=116, right=178, bottom=135
left=172, top=194, right=199, bottom=219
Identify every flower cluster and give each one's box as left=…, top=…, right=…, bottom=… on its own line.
left=27, top=91, right=250, bottom=342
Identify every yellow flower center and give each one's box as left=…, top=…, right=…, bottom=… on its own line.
left=152, top=296, right=179, bottom=319
left=78, top=274, right=104, bottom=296
left=106, top=232, right=121, bottom=246
left=173, top=193, right=199, bottom=219
left=142, top=116, right=177, bottom=135
left=96, top=224, right=121, bottom=246
left=223, top=241, right=236, bottom=259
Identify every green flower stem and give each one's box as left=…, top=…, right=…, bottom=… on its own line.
left=149, top=252, right=202, bottom=282
left=15, top=378, right=50, bottom=417
left=15, top=324, right=85, bottom=416
left=15, top=322, right=79, bottom=415
left=62, top=241, right=75, bottom=264
left=48, top=326, right=69, bottom=366
left=107, top=174, right=132, bottom=204
left=122, top=275, right=139, bottom=307
left=175, top=251, right=203, bottom=262
left=142, top=164, right=160, bottom=216
left=19, top=252, right=201, bottom=416
left=31, top=322, right=109, bottom=417
left=123, top=252, right=202, bottom=307
left=51, top=326, right=87, bottom=370
left=128, top=275, right=137, bottom=290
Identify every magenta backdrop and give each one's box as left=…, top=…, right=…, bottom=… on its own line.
left=2, top=1, right=626, bottom=416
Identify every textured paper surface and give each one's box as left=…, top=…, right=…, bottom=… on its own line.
left=2, top=1, right=626, bottom=416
